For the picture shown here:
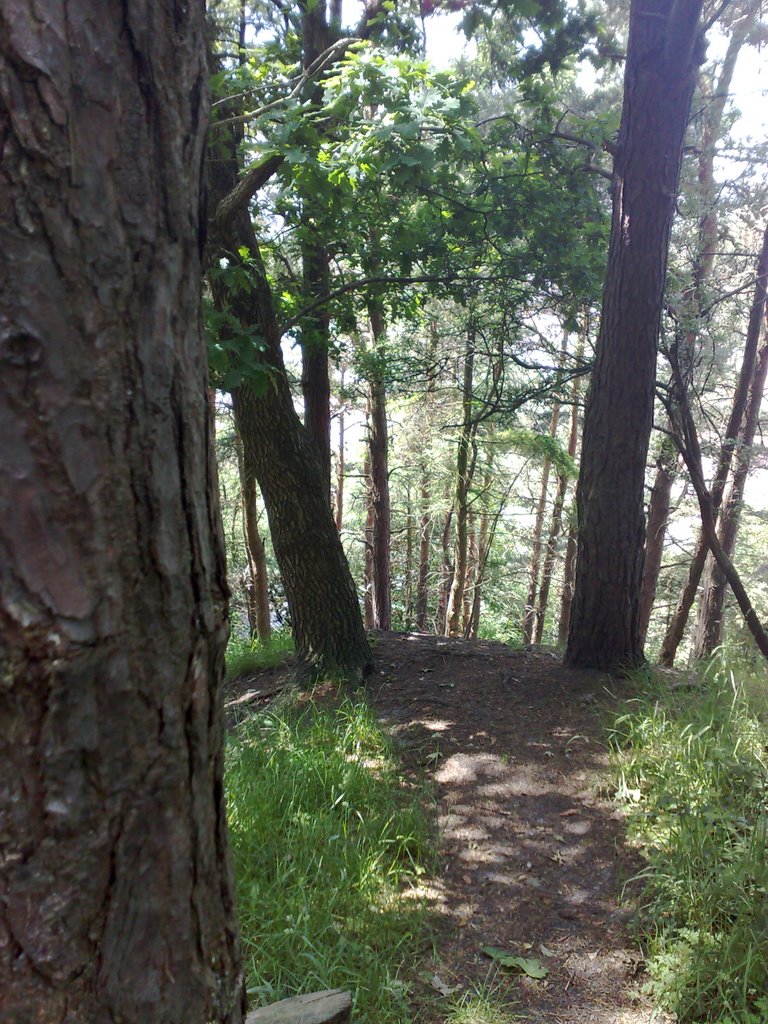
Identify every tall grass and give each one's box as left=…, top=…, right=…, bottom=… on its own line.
left=225, top=629, right=294, bottom=679
left=609, top=655, right=768, bottom=1023
left=225, top=698, right=434, bottom=1022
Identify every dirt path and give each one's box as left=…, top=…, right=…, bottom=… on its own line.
left=226, top=631, right=663, bottom=1023
left=365, top=632, right=658, bottom=1024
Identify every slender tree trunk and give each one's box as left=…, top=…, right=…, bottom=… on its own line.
left=668, top=354, right=768, bottom=663
left=534, top=339, right=582, bottom=644
left=692, top=332, right=768, bottom=657
left=566, top=0, right=704, bottom=670
left=335, top=370, right=346, bottom=532
left=638, top=437, right=677, bottom=647
left=234, top=433, right=272, bottom=642
left=0, top=3, right=243, bottom=1019
left=558, top=518, right=579, bottom=648
left=415, top=465, right=432, bottom=631
left=364, top=447, right=375, bottom=631
left=661, top=219, right=768, bottom=665
left=462, top=510, right=477, bottom=635
left=445, top=330, right=477, bottom=636
left=524, top=331, right=568, bottom=642
left=437, top=490, right=454, bottom=635
left=366, top=301, right=392, bottom=630
left=405, top=483, right=415, bottom=628
left=299, top=2, right=333, bottom=497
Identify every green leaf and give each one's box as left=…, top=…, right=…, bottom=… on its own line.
left=481, top=948, right=549, bottom=979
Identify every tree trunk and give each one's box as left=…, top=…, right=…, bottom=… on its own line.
left=207, top=136, right=371, bottom=678
left=558, top=518, right=579, bottom=648
left=640, top=14, right=751, bottom=656
left=234, top=433, right=272, bottom=642
left=0, top=3, right=243, bottom=1020
left=638, top=436, right=677, bottom=647
left=523, top=331, right=568, bottom=642
left=366, top=301, right=392, bottom=630
left=299, top=2, right=333, bottom=497
left=661, top=219, right=768, bottom=665
left=415, top=465, right=432, bottom=631
left=335, top=371, right=346, bottom=532
left=445, top=330, right=477, bottom=637
left=462, top=510, right=477, bottom=635
left=566, top=0, right=703, bottom=670
left=692, top=332, right=768, bottom=657
left=363, top=446, right=375, bottom=630
left=534, top=338, right=582, bottom=644
left=437, top=491, right=454, bottom=636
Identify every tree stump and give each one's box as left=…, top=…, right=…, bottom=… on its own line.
left=245, top=989, right=352, bottom=1024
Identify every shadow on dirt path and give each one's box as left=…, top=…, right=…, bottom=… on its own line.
left=366, top=632, right=662, bottom=1024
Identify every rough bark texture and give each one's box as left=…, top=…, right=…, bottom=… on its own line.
left=0, top=4, right=243, bottom=1021
left=208, top=134, right=371, bottom=678
left=566, top=0, right=703, bottom=670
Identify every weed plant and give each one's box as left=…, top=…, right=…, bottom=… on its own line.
left=225, top=697, right=434, bottom=1022
left=225, top=630, right=294, bottom=679
left=609, top=654, right=768, bottom=1023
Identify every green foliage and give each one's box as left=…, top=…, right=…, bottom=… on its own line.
left=226, top=698, right=434, bottom=1022
left=225, top=630, right=294, bottom=679
left=608, top=659, right=768, bottom=1022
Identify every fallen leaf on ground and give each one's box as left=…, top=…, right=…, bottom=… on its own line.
left=481, top=948, right=549, bottom=979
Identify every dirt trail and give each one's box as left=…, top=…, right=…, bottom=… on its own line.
left=366, top=632, right=660, bottom=1024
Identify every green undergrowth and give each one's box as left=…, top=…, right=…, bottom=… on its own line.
left=608, top=655, right=768, bottom=1023
left=225, top=696, right=434, bottom=1023
left=225, top=629, right=294, bottom=679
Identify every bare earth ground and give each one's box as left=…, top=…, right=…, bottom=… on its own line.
left=226, top=631, right=667, bottom=1024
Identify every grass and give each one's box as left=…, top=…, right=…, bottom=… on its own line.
left=444, top=971, right=521, bottom=1024
left=225, top=629, right=294, bottom=679
left=225, top=696, right=434, bottom=1022
left=608, top=654, right=768, bottom=1023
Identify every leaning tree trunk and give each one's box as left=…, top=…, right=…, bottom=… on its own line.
left=207, top=84, right=370, bottom=678
left=0, top=3, right=243, bottom=1020
left=566, top=0, right=704, bottom=670
left=661, top=218, right=768, bottom=665
left=692, top=331, right=768, bottom=657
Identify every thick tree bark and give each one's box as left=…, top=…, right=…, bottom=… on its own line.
left=566, top=0, right=704, bottom=670
left=661, top=219, right=768, bottom=665
left=0, top=4, right=243, bottom=1021
left=692, top=332, right=768, bottom=657
left=445, top=331, right=477, bottom=637
left=208, top=137, right=370, bottom=678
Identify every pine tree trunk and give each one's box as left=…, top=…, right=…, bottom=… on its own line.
left=566, top=0, right=703, bottom=670
left=0, top=4, right=243, bottom=1019
left=364, top=447, right=375, bottom=631
left=437, top=492, right=454, bottom=636
left=462, top=510, right=477, bottom=635
left=445, top=331, right=477, bottom=636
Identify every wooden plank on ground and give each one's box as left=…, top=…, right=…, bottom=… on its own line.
left=245, top=989, right=352, bottom=1024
